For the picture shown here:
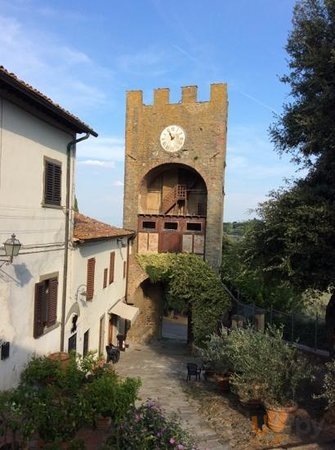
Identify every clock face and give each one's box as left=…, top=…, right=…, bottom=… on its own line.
left=160, top=125, right=185, bottom=152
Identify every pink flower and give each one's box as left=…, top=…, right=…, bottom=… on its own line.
left=176, top=445, right=184, bottom=449
left=169, top=437, right=176, bottom=445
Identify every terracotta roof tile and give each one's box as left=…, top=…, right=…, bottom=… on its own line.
left=0, top=66, right=97, bottom=137
left=73, top=212, right=134, bottom=242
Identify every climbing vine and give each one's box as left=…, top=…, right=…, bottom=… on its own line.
left=137, top=253, right=231, bottom=344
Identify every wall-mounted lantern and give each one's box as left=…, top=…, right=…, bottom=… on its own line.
left=0, top=234, right=22, bottom=267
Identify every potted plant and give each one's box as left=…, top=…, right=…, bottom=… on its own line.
left=85, top=368, right=141, bottom=439
left=222, top=326, right=269, bottom=405
left=227, top=325, right=313, bottom=430
left=197, top=328, right=233, bottom=389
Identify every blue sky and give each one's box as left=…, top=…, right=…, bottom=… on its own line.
left=0, top=0, right=299, bottom=226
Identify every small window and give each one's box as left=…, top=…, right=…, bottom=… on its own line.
left=1, top=342, right=10, bottom=360
left=164, top=222, right=178, bottom=230
left=123, top=261, right=127, bottom=279
left=109, top=252, right=115, bottom=284
left=83, top=330, right=89, bottom=356
left=34, top=277, right=58, bottom=338
left=44, top=159, right=61, bottom=206
left=103, top=268, right=108, bottom=288
left=68, top=334, right=77, bottom=353
left=187, top=223, right=202, bottom=231
left=143, top=221, right=156, bottom=229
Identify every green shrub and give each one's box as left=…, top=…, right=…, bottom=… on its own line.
left=104, top=400, right=198, bottom=450
left=0, top=352, right=140, bottom=445
left=200, top=325, right=313, bottom=407
left=85, top=370, right=141, bottom=423
left=316, top=359, right=335, bottom=409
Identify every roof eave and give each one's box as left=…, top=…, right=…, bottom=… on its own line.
left=0, top=69, right=98, bottom=137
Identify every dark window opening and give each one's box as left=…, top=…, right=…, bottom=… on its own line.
left=68, top=333, right=77, bottom=353
left=44, top=159, right=61, bottom=206
left=187, top=223, right=202, bottom=231
left=71, top=314, right=78, bottom=333
left=83, top=330, right=89, bottom=356
left=109, top=252, right=115, bottom=284
left=143, top=221, right=156, bottom=229
left=1, top=342, right=10, bottom=360
left=103, top=268, right=108, bottom=288
left=164, top=222, right=178, bottom=230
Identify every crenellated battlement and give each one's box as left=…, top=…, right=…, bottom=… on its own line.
left=127, top=83, right=227, bottom=107
left=124, top=81, right=228, bottom=271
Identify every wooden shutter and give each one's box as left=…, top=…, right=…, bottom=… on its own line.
left=103, top=268, right=108, bottom=288
left=34, top=282, right=45, bottom=338
left=86, top=258, right=95, bottom=300
left=44, top=160, right=61, bottom=205
left=47, top=278, right=58, bottom=327
left=109, top=252, right=115, bottom=284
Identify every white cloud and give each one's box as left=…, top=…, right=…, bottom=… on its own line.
left=77, top=160, right=115, bottom=168
left=0, top=14, right=108, bottom=112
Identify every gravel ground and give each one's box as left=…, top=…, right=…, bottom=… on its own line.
left=182, top=376, right=335, bottom=450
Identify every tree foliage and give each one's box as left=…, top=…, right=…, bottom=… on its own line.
left=270, top=0, right=335, bottom=167
left=221, top=227, right=303, bottom=312
left=247, top=181, right=335, bottom=292
left=247, top=0, right=335, bottom=297
left=137, top=253, right=231, bottom=344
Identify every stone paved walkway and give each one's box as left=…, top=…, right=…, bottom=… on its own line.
left=116, top=339, right=230, bottom=450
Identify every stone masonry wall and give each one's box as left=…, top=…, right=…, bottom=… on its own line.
left=123, top=84, right=228, bottom=271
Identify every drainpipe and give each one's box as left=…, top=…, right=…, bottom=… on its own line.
left=60, top=133, right=90, bottom=352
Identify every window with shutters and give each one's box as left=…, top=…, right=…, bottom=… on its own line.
left=109, top=252, right=115, bottom=284
left=86, top=258, right=96, bottom=300
left=44, top=158, right=62, bottom=206
left=34, top=277, right=58, bottom=338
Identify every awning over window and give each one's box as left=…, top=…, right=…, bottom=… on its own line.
left=109, top=301, right=139, bottom=323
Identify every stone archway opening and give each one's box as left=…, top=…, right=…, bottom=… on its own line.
left=137, top=163, right=208, bottom=257
left=126, top=276, right=188, bottom=344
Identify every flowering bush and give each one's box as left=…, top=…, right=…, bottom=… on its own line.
left=105, top=399, right=198, bottom=450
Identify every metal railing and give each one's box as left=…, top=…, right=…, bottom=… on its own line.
left=222, top=284, right=329, bottom=354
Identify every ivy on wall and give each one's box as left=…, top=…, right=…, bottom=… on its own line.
left=137, top=253, right=231, bottom=344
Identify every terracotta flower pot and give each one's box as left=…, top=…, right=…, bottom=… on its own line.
left=48, top=352, right=70, bottom=368
left=266, top=403, right=298, bottom=432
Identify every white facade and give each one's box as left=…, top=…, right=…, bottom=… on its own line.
left=67, top=236, right=135, bottom=357
left=0, top=69, right=96, bottom=390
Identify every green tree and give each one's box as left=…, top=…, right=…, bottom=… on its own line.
left=222, top=0, right=335, bottom=311
left=221, top=223, right=302, bottom=312
left=264, top=0, right=335, bottom=292
left=270, top=0, right=335, bottom=168
left=244, top=0, right=335, bottom=345
left=73, top=195, right=79, bottom=212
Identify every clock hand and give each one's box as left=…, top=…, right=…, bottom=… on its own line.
left=168, top=130, right=174, bottom=140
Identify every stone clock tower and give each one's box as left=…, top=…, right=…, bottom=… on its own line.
left=123, top=84, right=228, bottom=270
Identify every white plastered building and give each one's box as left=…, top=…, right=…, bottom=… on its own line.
left=0, top=67, right=99, bottom=389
